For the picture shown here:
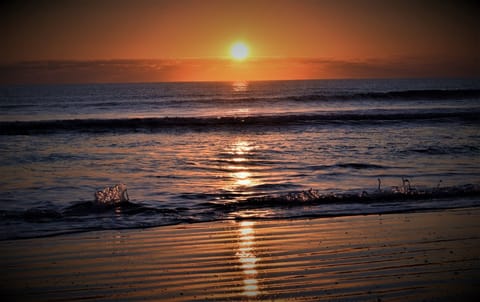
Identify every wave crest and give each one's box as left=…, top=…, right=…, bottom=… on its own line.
left=1, top=110, right=478, bottom=134
left=2, top=183, right=480, bottom=239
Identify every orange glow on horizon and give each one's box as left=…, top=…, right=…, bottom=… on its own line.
left=1, top=1, right=478, bottom=84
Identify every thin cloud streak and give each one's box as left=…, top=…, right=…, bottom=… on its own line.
left=1, top=56, right=478, bottom=85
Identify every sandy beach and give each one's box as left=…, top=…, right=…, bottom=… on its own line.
left=2, top=1, right=479, bottom=301
left=1, top=207, right=479, bottom=301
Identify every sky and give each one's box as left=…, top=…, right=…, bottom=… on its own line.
left=1, top=0, right=479, bottom=84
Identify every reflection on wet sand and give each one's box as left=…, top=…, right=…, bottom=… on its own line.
left=236, top=221, right=260, bottom=297
left=2, top=209, right=479, bottom=301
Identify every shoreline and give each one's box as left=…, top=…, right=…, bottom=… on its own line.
left=1, top=207, right=479, bottom=301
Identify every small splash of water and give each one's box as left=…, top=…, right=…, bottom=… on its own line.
left=94, top=184, right=129, bottom=204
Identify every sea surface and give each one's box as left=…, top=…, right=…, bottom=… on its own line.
left=1, top=78, right=479, bottom=239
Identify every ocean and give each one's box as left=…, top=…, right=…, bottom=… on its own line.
left=1, top=78, right=479, bottom=239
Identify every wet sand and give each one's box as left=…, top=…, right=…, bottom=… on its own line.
left=1, top=207, right=479, bottom=301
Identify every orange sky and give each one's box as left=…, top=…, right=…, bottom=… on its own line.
left=1, top=0, right=479, bottom=83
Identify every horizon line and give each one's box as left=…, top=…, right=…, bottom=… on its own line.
left=1, top=56, right=478, bottom=85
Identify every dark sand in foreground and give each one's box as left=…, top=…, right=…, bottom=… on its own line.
left=1, top=207, right=479, bottom=301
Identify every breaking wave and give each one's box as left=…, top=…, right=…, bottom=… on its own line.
left=1, top=110, right=479, bottom=134
left=1, top=183, right=480, bottom=240
left=287, top=89, right=480, bottom=102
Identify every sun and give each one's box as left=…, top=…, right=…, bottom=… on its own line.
left=230, top=42, right=249, bottom=61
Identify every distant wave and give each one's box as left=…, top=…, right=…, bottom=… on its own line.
left=1, top=110, right=479, bottom=134
left=155, top=88, right=480, bottom=104
left=287, top=89, right=480, bottom=102
left=148, top=88, right=480, bottom=104
left=401, top=145, right=480, bottom=156
left=118, top=88, right=480, bottom=104
left=1, top=89, right=479, bottom=110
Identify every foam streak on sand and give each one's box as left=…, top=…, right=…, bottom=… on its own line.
left=1, top=208, right=479, bottom=301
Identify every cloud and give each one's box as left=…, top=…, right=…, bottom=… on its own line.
left=285, top=56, right=480, bottom=79
left=0, top=60, right=182, bottom=84
left=1, top=56, right=478, bottom=84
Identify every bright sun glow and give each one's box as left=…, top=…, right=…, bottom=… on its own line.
left=231, top=42, right=249, bottom=60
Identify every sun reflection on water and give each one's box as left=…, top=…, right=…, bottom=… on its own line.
left=232, top=140, right=253, bottom=155
left=225, top=141, right=259, bottom=192
left=236, top=221, right=260, bottom=297
left=232, top=171, right=252, bottom=187
left=232, top=81, right=248, bottom=92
